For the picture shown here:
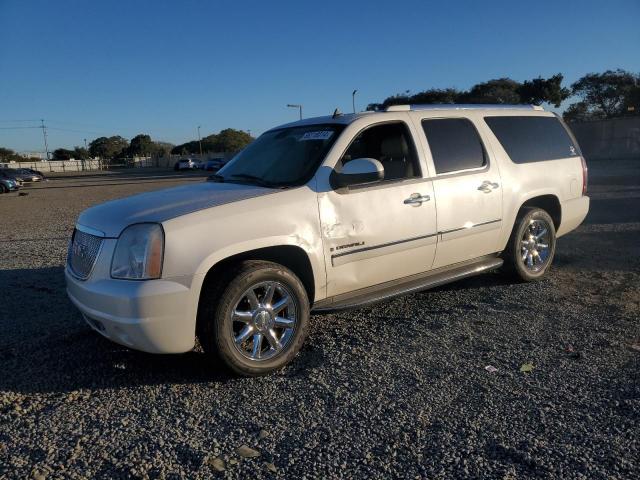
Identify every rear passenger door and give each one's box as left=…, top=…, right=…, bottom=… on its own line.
left=418, top=116, right=503, bottom=268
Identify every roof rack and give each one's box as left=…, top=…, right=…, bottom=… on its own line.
left=385, top=104, right=544, bottom=112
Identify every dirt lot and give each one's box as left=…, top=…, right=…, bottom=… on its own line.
left=1, top=163, right=638, bottom=479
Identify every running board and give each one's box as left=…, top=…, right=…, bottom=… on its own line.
left=312, top=256, right=503, bottom=313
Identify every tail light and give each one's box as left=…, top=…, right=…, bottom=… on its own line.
left=580, top=155, right=588, bottom=195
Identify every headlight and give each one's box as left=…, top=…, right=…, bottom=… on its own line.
left=111, top=223, right=164, bottom=280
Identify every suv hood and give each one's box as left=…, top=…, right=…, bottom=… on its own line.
left=78, top=181, right=272, bottom=237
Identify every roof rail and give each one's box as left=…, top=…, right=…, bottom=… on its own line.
left=385, top=104, right=544, bottom=112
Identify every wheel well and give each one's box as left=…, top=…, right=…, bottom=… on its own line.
left=520, top=195, right=561, bottom=230
left=199, top=245, right=315, bottom=303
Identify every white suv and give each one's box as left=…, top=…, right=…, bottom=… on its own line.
left=66, top=104, right=589, bottom=375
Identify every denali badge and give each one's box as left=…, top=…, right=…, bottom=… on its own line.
left=330, top=241, right=365, bottom=253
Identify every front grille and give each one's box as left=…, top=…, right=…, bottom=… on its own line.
left=68, top=229, right=103, bottom=280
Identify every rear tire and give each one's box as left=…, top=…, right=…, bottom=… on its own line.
left=502, top=207, right=556, bottom=282
left=198, top=260, right=310, bottom=376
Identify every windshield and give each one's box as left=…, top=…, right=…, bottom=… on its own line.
left=217, top=124, right=344, bottom=187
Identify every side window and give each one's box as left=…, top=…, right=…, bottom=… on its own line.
left=484, top=116, right=579, bottom=163
left=341, top=122, right=420, bottom=182
left=421, top=118, right=486, bottom=174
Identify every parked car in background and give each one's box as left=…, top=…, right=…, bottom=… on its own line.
left=205, top=159, right=227, bottom=171
left=8, top=168, right=44, bottom=182
left=66, top=104, right=589, bottom=376
left=174, top=159, right=198, bottom=171
left=16, top=168, right=46, bottom=181
left=0, top=177, right=20, bottom=193
left=0, top=169, right=24, bottom=186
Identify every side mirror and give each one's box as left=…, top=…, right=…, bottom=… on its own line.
left=331, top=158, right=384, bottom=188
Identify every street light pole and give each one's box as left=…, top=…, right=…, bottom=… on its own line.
left=287, top=104, right=303, bottom=120
left=352, top=89, right=358, bottom=113
left=197, top=126, right=203, bottom=157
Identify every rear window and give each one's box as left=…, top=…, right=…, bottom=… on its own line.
left=484, top=116, right=579, bottom=164
left=421, top=118, right=486, bottom=174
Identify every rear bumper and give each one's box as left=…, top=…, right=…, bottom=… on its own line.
left=65, top=268, right=198, bottom=353
left=557, top=196, right=590, bottom=237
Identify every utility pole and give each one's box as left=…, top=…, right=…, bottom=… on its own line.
left=82, top=139, right=88, bottom=171
left=40, top=119, right=50, bottom=160
left=287, top=104, right=303, bottom=120
left=352, top=89, right=358, bottom=113
left=197, top=126, right=203, bottom=157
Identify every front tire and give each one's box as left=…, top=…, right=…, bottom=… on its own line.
left=198, top=260, right=310, bottom=376
left=0, top=184, right=7, bottom=194
left=503, top=207, right=556, bottom=281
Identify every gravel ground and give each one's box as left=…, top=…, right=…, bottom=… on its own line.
left=1, top=163, right=638, bottom=479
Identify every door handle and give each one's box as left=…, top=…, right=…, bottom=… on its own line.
left=404, top=193, right=431, bottom=206
left=478, top=180, right=499, bottom=193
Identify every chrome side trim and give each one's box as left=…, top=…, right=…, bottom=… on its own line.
left=331, top=233, right=437, bottom=267
left=438, top=218, right=502, bottom=236
left=329, top=219, right=502, bottom=266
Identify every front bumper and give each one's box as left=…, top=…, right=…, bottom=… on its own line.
left=65, top=267, right=199, bottom=353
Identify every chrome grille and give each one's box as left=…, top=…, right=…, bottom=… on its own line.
left=68, top=229, right=103, bottom=280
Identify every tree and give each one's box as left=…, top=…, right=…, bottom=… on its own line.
left=88, top=136, right=129, bottom=159
left=52, top=148, right=75, bottom=160
left=369, top=88, right=463, bottom=110
left=212, top=128, right=253, bottom=152
left=409, top=88, right=462, bottom=105
left=73, top=146, right=90, bottom=159
left=562, top=102, right=592, bottom=122
left=152, top=141, right=174, bottom=157
left=517, top=74, right=570, bottom=108
left=459, top=78, right=521, bottom=104
left=128, top=134, right=154, bottom=157
left=370, top=74, right=570, bottom=110
left=0, top=147, right=16, bottom=161
left=171, top=140, right=199, bottom=155
left=171, top=128, right=253, bottom=154
left=568, top=69, right=640, bottom=119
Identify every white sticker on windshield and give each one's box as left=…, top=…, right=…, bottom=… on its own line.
left=299, top=131, right=334, bottom=141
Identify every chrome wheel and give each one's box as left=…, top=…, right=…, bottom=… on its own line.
left=520, top=219, right=551, bottom=272
left=230, top=281, right=298, bottom=361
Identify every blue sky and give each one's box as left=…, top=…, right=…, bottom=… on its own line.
left=1, top=0, right=639, bottom=153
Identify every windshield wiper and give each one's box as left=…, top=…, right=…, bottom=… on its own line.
left=226, top=174, right=285, bottom=189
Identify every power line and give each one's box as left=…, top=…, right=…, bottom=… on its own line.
left=47, top=126, right=105, bottom=135
left=0, top=119, right=41, bottom=123
left=0, top=126, right=41, bottom=130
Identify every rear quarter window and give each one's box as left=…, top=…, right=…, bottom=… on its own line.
left=484, top=116, right=579, bottom=164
